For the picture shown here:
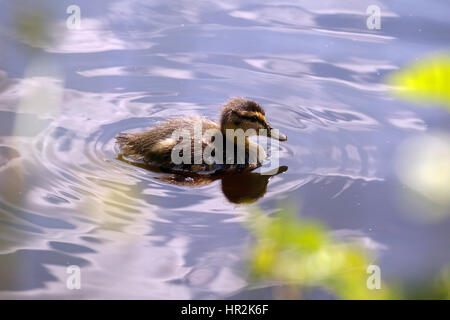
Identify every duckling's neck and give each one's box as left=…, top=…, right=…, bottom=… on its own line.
left=220, top=124, right=251, bottom=147
left=220, top=128, right=267, bottom=164
left=220, top=121, right=266, bottom=158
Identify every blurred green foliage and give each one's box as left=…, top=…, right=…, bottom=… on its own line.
left=386, top=54, right=450, bottom=299
left=246, top=205, right=396, bottom=299
left=388, top=54, right=450, bottom=109
left=389, top=54, right=450, bottom=213
left=15, top=6, right=56, bottom=48
left=402, top=265, right=450, bottom=300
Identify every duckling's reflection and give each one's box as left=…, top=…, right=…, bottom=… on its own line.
left=117, top=155, right=287, bottom=204
left=219, top=166, right=288, bottom=203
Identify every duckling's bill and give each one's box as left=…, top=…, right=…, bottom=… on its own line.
left=268, top=127, right=288, bottom=141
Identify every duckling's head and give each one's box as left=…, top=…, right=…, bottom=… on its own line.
left=220, top=97, right=287, bottom=141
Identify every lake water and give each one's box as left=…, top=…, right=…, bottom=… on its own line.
left=0, top=0, right=449, bottom=299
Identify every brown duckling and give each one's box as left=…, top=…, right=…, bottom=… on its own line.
left=116, top=97, right=287, bottom=174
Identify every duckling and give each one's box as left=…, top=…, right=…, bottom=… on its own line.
left=116, top=97, right=287, bottom=174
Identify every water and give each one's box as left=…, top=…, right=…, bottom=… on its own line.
left=0, top=0, right=449, bottom=298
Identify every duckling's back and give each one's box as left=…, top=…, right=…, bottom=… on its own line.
left=116, top=117, right=221, bottom=172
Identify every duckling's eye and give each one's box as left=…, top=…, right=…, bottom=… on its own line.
left=250, top=116, right=258, bottom=122
left=234, top=121, right=241, bottom=126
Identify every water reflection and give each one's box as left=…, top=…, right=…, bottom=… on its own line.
left=118, top=154, right=288, bottom=204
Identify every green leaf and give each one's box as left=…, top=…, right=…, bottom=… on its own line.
left=388, top=54, right=450, bottom=110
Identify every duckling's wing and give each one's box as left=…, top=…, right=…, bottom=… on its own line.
left=116, top=131, right=175, bottom=164
left=116, top=117, right=222, bottom=170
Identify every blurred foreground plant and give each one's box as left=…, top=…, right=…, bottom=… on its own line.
left=246, top=206, right=395, bottom=299
left=14, top=5, right=58, bottom=49
left=395, top=132, right=450, bottom=216
left=388, top=54, right=450, bottom=215
left=388, top=54, right=450, bottom=109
